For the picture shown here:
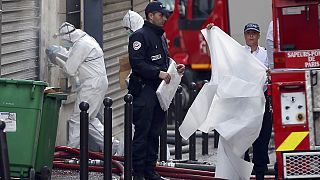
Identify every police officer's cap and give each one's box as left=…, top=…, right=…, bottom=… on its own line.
left=145, top=1, right=169, bottom=16
left=244, top=23, right=260, bottom=33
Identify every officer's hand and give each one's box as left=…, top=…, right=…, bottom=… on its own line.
left=176, top=64, right=185, bottom=75
left=206, top=23, right=215, bottom=30
left=266, top=69, right=272, bottom=83
left=159, top=71, right=171, bottom=84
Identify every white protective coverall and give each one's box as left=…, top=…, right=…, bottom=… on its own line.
left=179, top=26, right=267, bottom=179
left=122, top=10, right=144, bottom=32
left=122, top=10, right=144, bottom=86
left=51, top=22, right=108, bottom=149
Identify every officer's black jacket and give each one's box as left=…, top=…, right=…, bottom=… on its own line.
left=128, top=20, right=170, bottom=90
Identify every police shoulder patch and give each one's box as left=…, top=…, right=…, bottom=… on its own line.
left=133, top=41, right=141, bottom=50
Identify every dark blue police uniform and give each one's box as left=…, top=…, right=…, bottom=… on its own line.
left=128, top=20, right=169, bottom=176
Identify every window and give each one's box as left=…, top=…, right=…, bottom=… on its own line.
left=157, top=0, right=175, bottom=12
left=192, top=0, right=214, bottom=19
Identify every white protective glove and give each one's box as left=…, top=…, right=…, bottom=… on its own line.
left=45, top=45, right=61, bottom=65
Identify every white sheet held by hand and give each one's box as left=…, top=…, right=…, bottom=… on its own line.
left=179, top=26, right=267, bottom=179
left=156, top=60, right=182, bottom=111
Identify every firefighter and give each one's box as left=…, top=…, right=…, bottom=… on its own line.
left=266, top=21, right=274, bottom=69
left=242, top=23, right=272, bottom=180
left=266, top=20, right=280, bottom=69
left=128, top=2, right=184, bottom=180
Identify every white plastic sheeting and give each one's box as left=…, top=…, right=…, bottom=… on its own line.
left=156, top=60, right=182, bottom=111
left=179, top=26, right=267, bottom=179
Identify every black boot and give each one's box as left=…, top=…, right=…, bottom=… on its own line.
left=255, top=173, right=265, bottom=180
left=133, top=174, right=145, bottom=180
left=144, top=171, right=166, bottom=180
left=133, top=172, right=145, bottom=180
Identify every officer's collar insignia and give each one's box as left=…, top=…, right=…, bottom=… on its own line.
left=133, top=41, right=141, bottom=50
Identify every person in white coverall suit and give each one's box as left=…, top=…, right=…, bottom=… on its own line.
left=46, top=22, right=108, bottom=150
left=122, top=10, right=144, bottom=86
left=123, top=10, right=144, bottom=36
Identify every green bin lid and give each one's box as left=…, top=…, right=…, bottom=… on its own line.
left=46, top=93, right=68, bottom=100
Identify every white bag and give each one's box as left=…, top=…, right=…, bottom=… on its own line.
left=156, top=61, right=182, bottom=111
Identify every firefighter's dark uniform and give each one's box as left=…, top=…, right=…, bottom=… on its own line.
left=128, top=20, right=169, bottom=176
left=249, top=92, right=272, bottom=177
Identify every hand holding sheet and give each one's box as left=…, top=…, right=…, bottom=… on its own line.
left=156, top=60, right=182, bottom=111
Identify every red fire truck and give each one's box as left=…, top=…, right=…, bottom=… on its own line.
left=157, top=0, right=229, bottom=107
left=271, top=0, right=320, bottom=179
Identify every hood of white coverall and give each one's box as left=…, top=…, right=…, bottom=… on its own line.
left=58, top=22, right=86, bottom=43
left=122, top=10, right=144, bottom=32
left=56, top=22, right=107, bottom=84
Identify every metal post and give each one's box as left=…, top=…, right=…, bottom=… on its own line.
left=103, top=97, right=113, bottom=180
left=202, top=132, right=209, bottom=155
left=214, top=130, right=219, bottom=148
left=175, top=85, right=183, bottom=160
left=160, top=111, right=168, bottom=161
left=201, top=80, right=209, bottom=155
left=168, top=103, right=174, bottom=125
left=0, top=121, right=10, bottom=180
left=124, top=94, right=133, bottom=180
left=79, top=101, right=89, bottom=180
left=189, top=82, right=197, bottom=161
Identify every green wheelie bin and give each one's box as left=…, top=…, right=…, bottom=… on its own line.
left=34, top=92, right=67, bottom=179
left=0, top=78, right=47, bottom=179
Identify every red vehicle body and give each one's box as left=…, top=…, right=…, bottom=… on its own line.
left=271, top=0, right=320, bottom=179
left=157, top=0, right=229, bottom=107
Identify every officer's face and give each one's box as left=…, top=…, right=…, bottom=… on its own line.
left=149, top=12, right=166, bottom=27
left=244, top=30, right=260, bottom=47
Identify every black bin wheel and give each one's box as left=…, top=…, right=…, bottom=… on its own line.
left=36, top=166, right=51, bottom=180
left=274, top=161, right=278, bottom=180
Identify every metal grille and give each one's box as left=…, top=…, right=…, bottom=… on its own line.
left=1, top=0, right=40, bottom=80
left=283, top=152, right=320, bottom=178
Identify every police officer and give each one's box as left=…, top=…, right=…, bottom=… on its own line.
left=243, top=23, right=272, bottom=180
left=128, top=2, right=184, bottom=180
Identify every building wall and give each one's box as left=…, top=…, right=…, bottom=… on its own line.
left=1, top=0, right=41, bottom=80
left=228, top=0, right=272, bottom=47
left=103, top=0, right=131, bottom=138
left=41, top=0, right=71, bottom=147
